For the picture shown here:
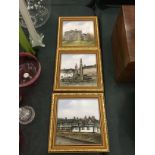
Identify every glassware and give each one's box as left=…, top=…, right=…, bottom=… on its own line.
left=19, top=52, right=41, bottom=87
left=19, top=52, right=41, bottom=125
left=19, top=106, right=35, bottom=125
left=19, top=0, right=50, bottom=28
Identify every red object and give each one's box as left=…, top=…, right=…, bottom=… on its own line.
left=19, top=52, right=41, bottom=88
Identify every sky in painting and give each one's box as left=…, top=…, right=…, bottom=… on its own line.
left=57, top=98, right=100, bottom=119
left=60, top=54, right=96, bottom=69
left=63, top=21, right=94, bottom=35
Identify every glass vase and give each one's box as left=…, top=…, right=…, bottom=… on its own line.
left=19, top=0, right=50, bottom=28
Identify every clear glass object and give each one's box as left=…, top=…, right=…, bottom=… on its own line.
left=19, top=106, right=35, bottom=125
left=19, top=0, right=50, bottom=28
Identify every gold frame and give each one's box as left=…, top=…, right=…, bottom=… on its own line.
left=48, top=93, right=109, bottom=153
left=57, top=16, right=100, bottom=49
left=53, top=49, right=104, bottom=92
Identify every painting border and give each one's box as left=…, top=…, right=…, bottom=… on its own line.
left=57, top=16, right=100, bottom=49
left=53, top=49, right=104, bottom=92
left=48, top=93, right=109, bottom=153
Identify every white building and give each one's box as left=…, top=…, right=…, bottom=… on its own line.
left=57, top=116, right=100, bottom=133
left=60, top=69, right=74, bottom=80
left=72, top=126, right=100, bottom=133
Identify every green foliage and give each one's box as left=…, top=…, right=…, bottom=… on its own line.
left=19, top=24, right=35, bottom=55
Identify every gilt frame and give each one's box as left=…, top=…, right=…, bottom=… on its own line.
left=53, top=49, right=104, bottom=92
left=48, top=93, right=109, bottom=153
left=57, top=16, right=100, bottom=49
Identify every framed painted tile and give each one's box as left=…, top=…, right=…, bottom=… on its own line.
left=53, top=49, right=103, bottom=92
left=57, top=16, right=100, bottom=49
left=48, top=93, right=109, bottom=153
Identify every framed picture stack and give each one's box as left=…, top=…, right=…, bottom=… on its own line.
left=48, top=16, right=109, bottom=153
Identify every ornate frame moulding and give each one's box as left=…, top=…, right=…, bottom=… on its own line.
left=48, top=93, right=109, bottom=153
left=53, top=49, right=104, bottom=92
left=57, top=16, right=100, bottom=50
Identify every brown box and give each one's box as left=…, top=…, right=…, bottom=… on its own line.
left=112, top=5, right=135, bottom=82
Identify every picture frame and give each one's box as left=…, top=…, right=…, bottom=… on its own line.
left=48, top=93, right=109, bottom=153
left=53, top=49, right=103, bottom=92
left=57, top=16, right=100, bottom=49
